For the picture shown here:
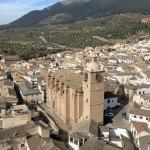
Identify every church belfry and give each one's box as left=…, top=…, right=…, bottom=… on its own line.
left=82, top=53, right=104, bottom=124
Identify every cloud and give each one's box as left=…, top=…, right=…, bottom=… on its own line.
left=0, top=0, right=60, bottom=25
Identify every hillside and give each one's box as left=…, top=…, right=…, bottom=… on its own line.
left=2, top=0, right=150, bottom=29
left=1, top=14, right=150, bottom=60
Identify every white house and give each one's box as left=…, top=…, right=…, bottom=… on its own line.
left=129, top=107, right=150, bottom=149
left=133, top=94, right=150, bottom=108
left=104, top=91, right=119, bottom=110
left=117, top=54, right=134, bottom=64
left=109, top=128, right=130, bottom=148
left=108, top=57, right=117, bottom=65
left=68, top=132, right=88, bottom=150
left=21, top=75, right=45, bottom=103
left=99, top=126, right=130, bottom=148
left=124, top=83, right=150, bottom=99
left=129, top=108, right=150, bottom=124
left=130, top=121, right=149, bottom=148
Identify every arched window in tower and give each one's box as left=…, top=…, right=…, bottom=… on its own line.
left=96, top=73, right=102, bottom=82
left=53, top=101, right=55, bottom=109
left=83, top=73, right=88, bottom=82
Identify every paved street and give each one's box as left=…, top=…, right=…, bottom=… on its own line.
left=39, top=103, right=130, bottom=131
left=106, top=104, right=130, bottom=130
left=38, top=103, right=69, bottom=131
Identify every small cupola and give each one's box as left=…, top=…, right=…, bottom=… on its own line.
left=85, top=53, right=102, bottom=72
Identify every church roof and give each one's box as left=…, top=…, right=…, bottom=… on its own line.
left=51, top=69, right=83, bottom=92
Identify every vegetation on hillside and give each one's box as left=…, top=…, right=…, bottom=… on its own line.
left=0, top=15, right=150, bottom=60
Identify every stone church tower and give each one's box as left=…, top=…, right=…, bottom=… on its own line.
left=82, top=54, right=104, bottom=125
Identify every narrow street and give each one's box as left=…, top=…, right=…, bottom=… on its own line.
left=106, top=104, right=130, bottom=130
left=38, top=103, right=69, bottom=132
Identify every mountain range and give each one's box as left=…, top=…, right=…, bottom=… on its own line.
left=3, top=0, right=150, bottom=28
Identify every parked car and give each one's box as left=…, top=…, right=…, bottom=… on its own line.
left=105, top=112, right=114, bottom=117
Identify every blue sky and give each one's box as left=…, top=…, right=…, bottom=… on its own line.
left=0, top=0, right=61, bottom=25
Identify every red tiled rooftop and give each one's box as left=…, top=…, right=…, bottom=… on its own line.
left=131, top=121, right=148, bottom=133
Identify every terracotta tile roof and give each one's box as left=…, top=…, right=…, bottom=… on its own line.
left=8, top=87, right=16, bottom=97
left=124, top=84, right=150, bottom=90
left=0, top=79, right=14, bottom=87
left=131, top=121, right=148, bottom=133
left=51, top=69, right=83, bottom=91
left=69, top=132, right=88, bottom=140
left=0, top=96, right=17, bottom=104
left=121, top=136, right=136, bottom=150
left=28, top=135, right=67, bottom=150
left=129, top=108, right=150, bottom=117
left=139, top=135, right=150, bottom=150
left=141, top=94, right=150, bottom=100
left=80, top=137, right=121, bottom=150
left=104, top=80, right=117, bottom=92
left=114, top=72, right=140, bottom=77
left=0, top=123, right=36, bottom=141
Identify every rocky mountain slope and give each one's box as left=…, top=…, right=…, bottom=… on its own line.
left=2, top=0, right=150, bottom=28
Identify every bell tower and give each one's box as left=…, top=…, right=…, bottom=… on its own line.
left=82, top=53, right=104, bottom=124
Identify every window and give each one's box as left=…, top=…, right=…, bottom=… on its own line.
left=134, top=115, right=136, bottom=118
left=146, top=118, right=148, bottom=120
left=143, top=91, right=145, bottom=94
left=140, top=116, right=143, bottom=119
left=63, top=91, right=64, bottom=94
left=84, top=73, right=88, bottom=82
left=80, top=139, right=84, bottom=146
left=70, top=138, right=73, bottom=143
left=86, top=99, right=88, bottom=103
left=139, top=91, right=141, bottom=95
left=107, top=99, right=110, bottom=103
left=96, top=73, right=102, bottom=82
left=74, top=139, right=78, bottom=145
left=21, top=144, right=25, bottom=148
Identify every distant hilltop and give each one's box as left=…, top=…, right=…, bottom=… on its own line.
left=2, top=0, right=150, bottom=29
